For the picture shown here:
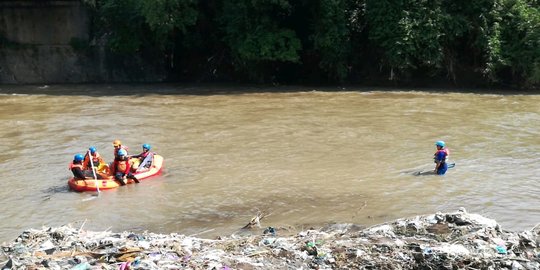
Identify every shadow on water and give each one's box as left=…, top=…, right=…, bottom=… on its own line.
left=413, top=170, right=437, bottom=176
left=411, top=163, right=455, bottom=176
left=40, top=180, right=72, bottom=202
left=0, top=83, right=539, bottom=97
left=43, top=184, right=71, bottom=194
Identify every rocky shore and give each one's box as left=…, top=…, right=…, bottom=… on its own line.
left=1, top=208, right=539, bottom=269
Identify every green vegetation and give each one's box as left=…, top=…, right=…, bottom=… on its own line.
left=84, top=0, right=540, bottom=88
left=69, top=37, right=90, bottom=52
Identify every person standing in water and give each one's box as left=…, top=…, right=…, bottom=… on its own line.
left=434, top=141, right=449, bottom=175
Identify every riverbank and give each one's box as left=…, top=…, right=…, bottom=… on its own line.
left=1, top=208, right=538, bottom=269
left=1, top=83, right=539, bottom=96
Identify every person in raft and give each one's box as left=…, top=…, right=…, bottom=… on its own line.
left=112, top=139, right=129, bottom=159
left=70, top=153, right=105, bottom=180
left=111, top=149, right=139, bottom=185
left=83, top=146, right=104, bottom=171
left=69, top=154, right=87, bottom=180
left=130, top=143, right=153, bottom=171
left=434, top=140, right=449, bottom=175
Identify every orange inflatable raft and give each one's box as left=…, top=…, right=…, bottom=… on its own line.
left=68, top=154, right=164, bottom=192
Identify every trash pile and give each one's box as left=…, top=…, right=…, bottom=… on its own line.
left=1, top=208, right=539, bottom=269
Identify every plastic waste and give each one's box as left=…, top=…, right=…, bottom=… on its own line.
left=1, top=258, right=12, bottom=270
left=263, top=227, right=276, bottom=236
left=70, top=262, right=91, bottom=270
left=132, top=257, right=141, bottom=267
left=305, top=242, right=318, bottom=256
left=495, top=245, right=507, bottom=254
left=1, top=209, right=538, bottom=270
left=119, top=262, right=130, bottom=270
left=262, top=237, right=276, bottom=245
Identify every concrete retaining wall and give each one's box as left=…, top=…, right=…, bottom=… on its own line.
left=0, top=0, right=89, bottom=45
left=0, top=0, right=165, bottom=84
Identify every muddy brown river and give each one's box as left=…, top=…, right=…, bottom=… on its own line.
left=0, top=84, right=538, bottom=242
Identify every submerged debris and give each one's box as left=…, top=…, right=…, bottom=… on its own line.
left=1, top=209, right=539, bottom=269
left=242, top=211, right=271, bottom=230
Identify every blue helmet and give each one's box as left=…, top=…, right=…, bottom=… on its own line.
left=118, top=149, right=127, bottom=156
left=89, top=146, right=97, bottom=154
left=435, top=141, right=446, bottom=148
left=74, top=154, right=84, bottom=162
left=142, top=144, right=151, bottom=150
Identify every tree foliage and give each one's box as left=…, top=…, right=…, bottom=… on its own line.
left=366, top=0, right=446, bottom=79
left=218, top=0, right=301, bottom=63
left=310, top=0, right=352, bottom=81
left=96, top=0, right=146, bottom=53
left=95, top=0, right=198, bottom=53
left=494, top=0, right=540, bottom=85
left=85, top=0, right=540, bottom=88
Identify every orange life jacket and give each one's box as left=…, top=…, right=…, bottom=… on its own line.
left=69, top=162, right=86, bottom=180
left=69, top=162, right=83, bottom=170
left=113, top=159, right=131, bottom=175
left=83, top=152, right=103, bottom=169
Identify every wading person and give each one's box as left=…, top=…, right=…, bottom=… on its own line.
left=434, top=141, right=449, bottom=175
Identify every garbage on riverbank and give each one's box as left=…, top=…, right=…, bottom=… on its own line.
left=1, top=208, right=539, bottom=269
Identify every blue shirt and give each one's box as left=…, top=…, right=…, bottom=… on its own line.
left=435, top=151, right=446, bottom=162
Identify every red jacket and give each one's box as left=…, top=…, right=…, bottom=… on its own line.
left=112, top=158, right=131, bottom=175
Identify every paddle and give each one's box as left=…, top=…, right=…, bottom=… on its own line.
left=88, top=150, right=100, bottom=195
left=135, top=152, right=154, bottom=173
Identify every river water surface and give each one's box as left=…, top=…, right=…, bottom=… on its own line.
left=0, top=84, right=539, bottom=243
